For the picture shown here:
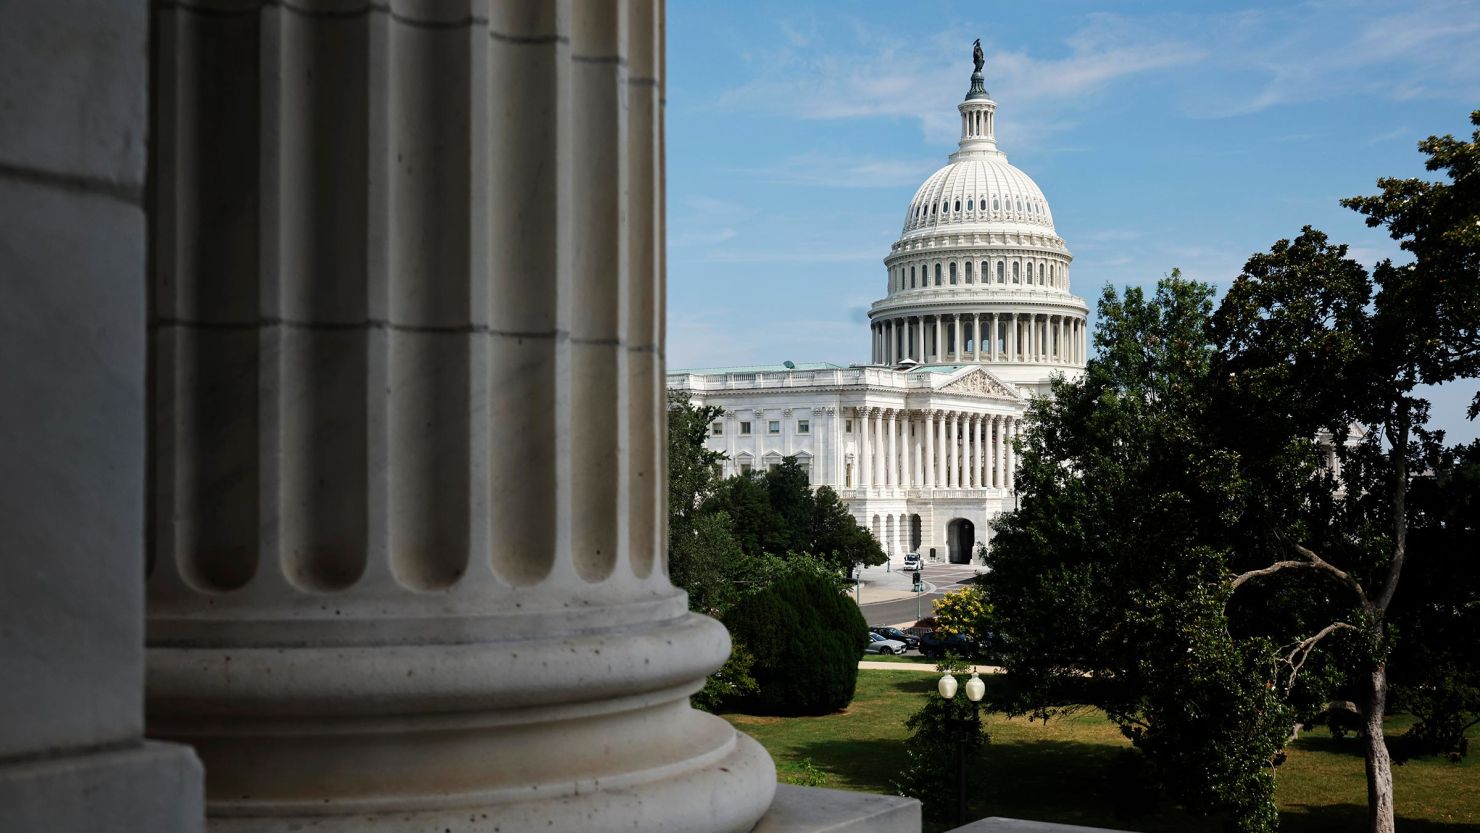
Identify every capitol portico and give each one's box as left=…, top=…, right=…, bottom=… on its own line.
left=671, top=55, right=1088, bottom=564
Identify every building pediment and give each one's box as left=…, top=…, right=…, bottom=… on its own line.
left=935, top=367, right=1025, bottom=401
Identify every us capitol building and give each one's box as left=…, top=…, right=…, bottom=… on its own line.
left=670, top=57, right=1089, bottom=566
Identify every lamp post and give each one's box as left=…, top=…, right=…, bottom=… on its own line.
left=938, top=670, right=986, bottom=828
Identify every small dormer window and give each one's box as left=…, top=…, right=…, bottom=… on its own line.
left=967, top=198, right=973, bottom=211
left=993, top=197, right=1000, bottom=210
left=954, top=200, right=960, bottom=212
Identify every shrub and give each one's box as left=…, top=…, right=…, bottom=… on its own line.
left=726, top=570, right=868, bottom=715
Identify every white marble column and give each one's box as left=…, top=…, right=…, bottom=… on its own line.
left=885, top=409, right=898, bottom=488
left=972, top=416, right=983, bottom=489
left=893, top=411, right=905, bottom=488
left=923, top=410, right=936, bottom=488
left=995, top=415, right=1006, bottom=488
left=858, top=407, right=872, bottom=488
left=944, top=413, right=956, bottom=489
left=973, top=313, right=982, bottom=361
left=1006, top=417, right=1018, bottom=491
left=144, top=6, right=777, bottom=831
left=983, top=415, right=995, bottom=488
left=962, top=415, right=975, bottom=488
left=933, top=315, right=943, bottom=361
left=952, top=314, right=962, bottom=362
left=990, top=313, right=999, bottom=361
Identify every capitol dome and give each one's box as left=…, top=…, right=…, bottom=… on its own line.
left=868, top=49, right=1089, bottom=396
left=903, top=157, right=1056, bottom=237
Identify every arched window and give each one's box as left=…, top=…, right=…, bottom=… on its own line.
left=942, top=200, right=950, bottom=214
left=954, top=200, right=960, bottom=212
left=1016, top=198, right=1023, bottom=212
left=1039, top=263, right=1046, bottom=284
left=949, top=262, right=957, bottom=284
left=910, top=265, right=916, bottom=288
left=1013, top=261, right=1020, bottom=283
left=996, top=261, right=1005, bottom=283
left=964, top=261, right=973, bottom=283
left=934, top=263, right=942, bottom=286
left=992, top=197, right=1000, bottom=210
left=967, top=198, right=973, bottom=211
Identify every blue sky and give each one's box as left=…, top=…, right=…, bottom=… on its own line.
left=664, top=1, right=1480, bottom=442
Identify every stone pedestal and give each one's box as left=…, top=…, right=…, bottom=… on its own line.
left=146, top=1, right=773, bottom=830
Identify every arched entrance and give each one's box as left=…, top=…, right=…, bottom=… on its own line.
left=946, top=518, right=975, bottom=564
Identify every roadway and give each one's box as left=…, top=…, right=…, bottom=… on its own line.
left=858, top=562, right=983, bottom=627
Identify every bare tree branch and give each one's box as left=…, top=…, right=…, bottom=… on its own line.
left=1230, top=542, right=1370, bottom=609
left=1282, top=622, right=1357, bottom=696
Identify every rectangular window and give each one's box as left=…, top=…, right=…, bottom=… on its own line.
left=711, top=421, right=723, bottom=435
left=797, top=419, right=810, bottom=434
left=739, top=421, right=751, bottom=435
left=768, top=420, right=781, bottom=434
left=846, top=419, right=854, bottom=433
left=740, top=463, right=752, bottom=475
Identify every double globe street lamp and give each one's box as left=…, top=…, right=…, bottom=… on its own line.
left=938, top=671, right=987, bottom=828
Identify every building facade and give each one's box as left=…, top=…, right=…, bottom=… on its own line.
left=670, top=61, right=1089, bottom=565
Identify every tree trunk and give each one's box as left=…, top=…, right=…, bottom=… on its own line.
left=1364, top=663, right=1396, bottom=833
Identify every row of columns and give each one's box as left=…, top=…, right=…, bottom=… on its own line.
left=853, top=408, right=1018, bottom=492
left=871, top=311, right=1085, bottom=366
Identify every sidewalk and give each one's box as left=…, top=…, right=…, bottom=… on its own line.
left=858, top=660, right=1004, bottom=674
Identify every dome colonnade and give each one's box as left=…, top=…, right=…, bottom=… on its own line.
left=869, top=57, right=1088, bottom=392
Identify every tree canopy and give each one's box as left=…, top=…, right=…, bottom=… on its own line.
left=983, top=113, right=1480, bottom=833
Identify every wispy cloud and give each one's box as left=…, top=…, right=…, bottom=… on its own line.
left=715, top=13, right=1204, bottom=146
left=727, top=152, right=937, bottom=189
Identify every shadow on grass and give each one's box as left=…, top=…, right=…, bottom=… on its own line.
left=1281, top=804, right=1480, bottom=833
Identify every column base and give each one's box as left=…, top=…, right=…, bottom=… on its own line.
left=201, top=730, right=773, bottom=833
left=0, top=741, right=202, bottom=832
left=752, top=784, right=920, bottom=833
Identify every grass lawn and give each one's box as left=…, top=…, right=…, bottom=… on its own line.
left=721, top=670, right=1480, bottom=833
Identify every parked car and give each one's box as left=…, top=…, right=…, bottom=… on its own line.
left=918, top=630, right=981, bottom=659
left=902, top=551, right=922, bottom=570
left=869, top=625, right=919, bottom=649
left=864, top=632, right=907, bottom=655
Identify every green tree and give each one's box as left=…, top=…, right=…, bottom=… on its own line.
left=725, top=569, right=868, bottom=716
left=984, top=275, right=1292, bottom=833
left=810, top=484, right=887, bottom=574
left=985, top=113, right=1480, bottom=833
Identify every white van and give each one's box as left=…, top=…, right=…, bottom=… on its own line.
left=902, top=551, right=921, bottom=570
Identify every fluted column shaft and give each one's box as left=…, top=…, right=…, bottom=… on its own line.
left=952, top=315, right=962, bottom=361
left=994, top=416, right=1005, bottom=487
left=893, top=411, right=905, bottom=488
left=924, top=411, right=936, bottom=488
left=145, top=5, right=775, bottom=831
left=944, top=413, right=956, bottom=489
left=885, top=410, right=897, bottom=488
left=858, top=407, right=872, bottom=488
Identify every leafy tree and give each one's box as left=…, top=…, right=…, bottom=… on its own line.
left=724, top=569, right=868, bottom=715
left=810, top=484, right=887, bottom=573
left=985, top=113, right=1480, bottom=833
left=931, top=586, right=994, bottom=647
left=984, top=275, right=1292, bottom=833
